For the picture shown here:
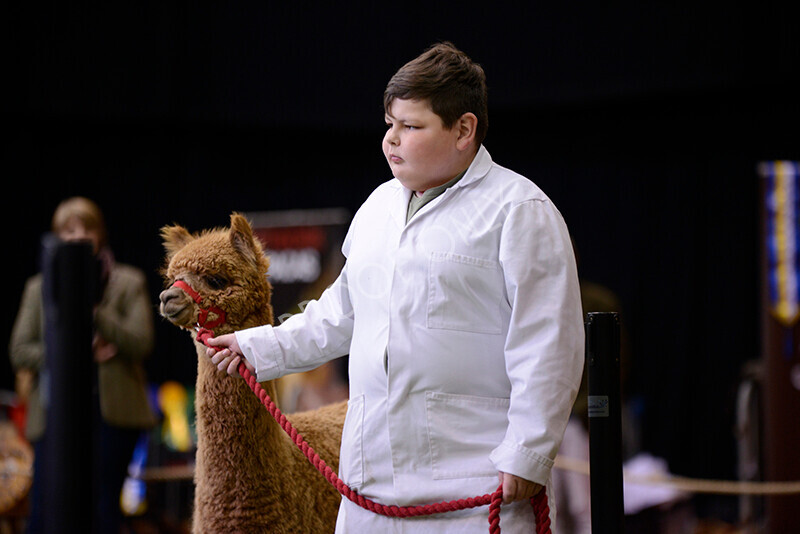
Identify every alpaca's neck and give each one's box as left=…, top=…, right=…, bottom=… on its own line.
left=193, top=344, right=293, bottom=500
left=193, top=299, right=276, bottom=464
left=188, top=323, right=343, bottom=533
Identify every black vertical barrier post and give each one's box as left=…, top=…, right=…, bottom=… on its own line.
left=586, top=312, right=624, bottom=533
left=41, top=238, right=98, bottom=534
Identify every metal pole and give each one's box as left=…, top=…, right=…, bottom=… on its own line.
left=586, top=311, right=625, bottom=533
left=41, top=239, right=98, bottom=534
left=758, top=162, right=800, bottom=533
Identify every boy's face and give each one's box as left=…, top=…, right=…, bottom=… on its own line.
left=383, top=98, right=468, bottom=193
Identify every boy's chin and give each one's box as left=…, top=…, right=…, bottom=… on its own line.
left=395, top=174, right=437, bottom=193
left=394, top=176, right=419, bottom=191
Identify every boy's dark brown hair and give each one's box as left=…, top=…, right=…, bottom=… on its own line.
left=384, top=42, right=488, bottom=145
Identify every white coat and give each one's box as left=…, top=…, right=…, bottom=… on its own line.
left=236, top=146, right=585, bottom=533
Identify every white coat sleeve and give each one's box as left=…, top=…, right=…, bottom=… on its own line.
left=235, top=230, right=356, bottom=383
left=489, top=199, right=585, bottom=485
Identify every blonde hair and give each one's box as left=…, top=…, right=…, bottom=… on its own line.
left=51, top=196, right=107, bottom=247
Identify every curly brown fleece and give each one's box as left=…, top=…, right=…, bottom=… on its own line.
left=159, top=213, right=345, bottom=533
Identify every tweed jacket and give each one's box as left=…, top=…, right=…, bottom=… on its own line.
left=10, top=262, right=156, bottom=441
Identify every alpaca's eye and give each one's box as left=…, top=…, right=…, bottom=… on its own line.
left=205, top=275, right=228, bottom=290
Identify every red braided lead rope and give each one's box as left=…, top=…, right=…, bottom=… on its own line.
left=194, top=326, right=551, bottom=533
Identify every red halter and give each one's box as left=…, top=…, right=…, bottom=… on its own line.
left=171, top=280, right=227, bottom=330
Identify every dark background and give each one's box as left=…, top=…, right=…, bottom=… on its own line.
left=3, top=2, right=798, bottom=521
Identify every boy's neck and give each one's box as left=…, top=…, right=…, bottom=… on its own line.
left=414, top=145, right=479, bottom=196
left=415, top=166, right=471, bottom=197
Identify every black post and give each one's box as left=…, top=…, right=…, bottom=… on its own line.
left=41, top=238, right=98, bottom=533
left=586, top=311, right=624, bottom=533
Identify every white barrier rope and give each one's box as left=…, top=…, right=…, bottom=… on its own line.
left=141, top=456, right=800, bottom=496
left=553, top=456, right=800, bottom=496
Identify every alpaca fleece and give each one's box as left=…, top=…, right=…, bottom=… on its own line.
left=159, top=213, right=346, bottom=533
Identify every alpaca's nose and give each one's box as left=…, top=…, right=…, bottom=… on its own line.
left=159, top=288, right=177, bottom=305
left=159, top=287, right=190, bottom=320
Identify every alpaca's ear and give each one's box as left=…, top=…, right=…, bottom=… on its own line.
left=161, top=224, right=194, bottom=259
left=229, top=213, right=261, bottom=266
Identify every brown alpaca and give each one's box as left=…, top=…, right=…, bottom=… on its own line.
left=158, top=213, right=346, bottom=533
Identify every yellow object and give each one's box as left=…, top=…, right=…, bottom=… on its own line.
left=158, top=381, right=192, bottom=452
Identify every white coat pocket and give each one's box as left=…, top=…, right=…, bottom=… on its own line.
left=427, top=252, right=504, bottom=334
left=425, top=391, right=510, bottom=480
left=339, top=394, right=365, bottom=489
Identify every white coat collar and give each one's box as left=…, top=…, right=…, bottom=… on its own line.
left=452, top=144, right=493, bottom=191
left=388, top=145, right=492, bottom=228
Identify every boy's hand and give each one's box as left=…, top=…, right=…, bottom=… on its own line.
left=498, top=472, right=543, bottom=504
left=205, top=334, right=254, bottom=377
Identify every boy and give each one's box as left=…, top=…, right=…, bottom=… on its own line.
left=208, top=42, right=583, bottom=533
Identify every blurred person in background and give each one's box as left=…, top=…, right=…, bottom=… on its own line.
left=10, top=196, right=156, bottom=534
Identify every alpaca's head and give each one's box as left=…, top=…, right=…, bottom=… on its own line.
left=159, top=213, right=274, bottom=335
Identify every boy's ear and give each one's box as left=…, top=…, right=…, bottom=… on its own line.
left=455, top=112, right=478, bottom=151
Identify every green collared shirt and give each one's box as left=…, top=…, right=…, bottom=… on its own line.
left=406, top=170, right=467, bottom=223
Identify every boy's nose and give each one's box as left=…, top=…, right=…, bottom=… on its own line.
left=384, top=128, right=399, bottom=145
